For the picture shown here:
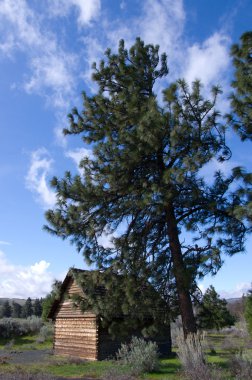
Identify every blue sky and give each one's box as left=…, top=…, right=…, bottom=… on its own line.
left=0, top=0, right=251, bottom=299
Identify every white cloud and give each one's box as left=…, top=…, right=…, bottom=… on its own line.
left=81, top=36, right=104, bottom=93
left=65, top=147, right=94, bottom=176
left=24, top=52, right=77, bottom=109
left=0, top=0, right=78, bottom=110
left=71, top=0, right=101, bottom=26
left=198, top=281, right=251, bottom=299
left=47, top=0, right=101, bottom=26
left=0, top=250, right=55, bottom=298
left=25, top=148, right=56, bottom=208
left=220, top=282, right=251, bottom=299
left=82, top=0, right=186, bottom=94
left=199, top=158, right=240, bottom=185
left=65, top=147, right=93, bottom=173
left=140, top=0, right=185, bottom=52
left=105, top=0, right=185, bottom=61
left=183, top=33, right=230, bottom=87
left=97, top=232, right=114, bottom=249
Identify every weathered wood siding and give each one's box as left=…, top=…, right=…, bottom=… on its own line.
left=53, top=278, right=98, bottom=360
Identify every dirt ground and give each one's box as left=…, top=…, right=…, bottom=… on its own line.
left=0, top=349, right=53, bottom=365
left=0, top=350, right=97, bottom=379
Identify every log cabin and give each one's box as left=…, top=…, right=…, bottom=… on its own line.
left=48, top=268, right=171, bottom=360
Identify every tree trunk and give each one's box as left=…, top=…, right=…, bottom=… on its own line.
left=166, top=204, right=197, bottom=336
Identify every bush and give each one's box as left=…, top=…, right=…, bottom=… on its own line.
left=23, top=316, right=43, bottom=334
left=0, top=317, right=43, bottom=339
left=0, top=319, right=20, bottom=339
left=116, top=336, right=159, bottom=375
left=36, top=323, right=54, bottom=343
left=230, top=351, right=252, bottom=380
left=177, top=331, right=222, bottom=380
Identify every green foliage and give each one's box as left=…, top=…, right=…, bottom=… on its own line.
left=36, top=323, right=54, bottom=343
left=21, top=297, right=33, bottom=318
left=229, top=31, right=252, bottom=140
left=0, top=317, right=42, bottom=339
left=245, top=288, right=252, bottom=337
left=0, top=300, right=12, bottom=318
left=72, top=269, right=170, bottom=339
left=230, top=351, right=252, bottom=380
left=44, top=38, right=251, bottom=335
left=117, top=336, right=159, bottom=375
left=42, top=280, right=62, bottom=321
left=176, top=331, right=223, bottom=380
left=33, top=298, right=43, bottom=317
left=11, top=302, right=22, bottom=318
left=197, top=286, right=236, bottom=330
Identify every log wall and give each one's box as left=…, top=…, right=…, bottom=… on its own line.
left=53, top=277, right=98, bottom=360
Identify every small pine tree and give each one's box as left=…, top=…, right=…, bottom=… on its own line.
left=0, top=300, right=12, bottom=318
left=33, top=298, right=42, bottom=317
left=245, top=288, right=252, bottom=337
left=197, top=286, right=236, bottom=330
left=12, top=301, right=22, bottom=318
left=22, top=297, right=33, bottom=318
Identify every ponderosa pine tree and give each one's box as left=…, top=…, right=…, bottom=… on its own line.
left=44, top=39, right=251, bottom=336
left=229, top=31, right=252, bottom=140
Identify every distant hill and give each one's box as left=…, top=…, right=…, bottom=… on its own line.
left=0, top=298, right=27, bottom=306
left=226, top=297, right=242, bottom=304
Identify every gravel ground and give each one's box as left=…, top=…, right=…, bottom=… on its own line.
left=0, top=349, right=53, bottom=365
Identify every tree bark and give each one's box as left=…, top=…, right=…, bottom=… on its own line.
left=166, top=204, right=197, bottom=336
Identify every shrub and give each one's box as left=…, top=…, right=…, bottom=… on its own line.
left=245, top=289, right=252, bottom=338
left=230, top=351, right=252, bottom=380
left=36, top=323, right=54, bottom=343
left=221, top=336, right=239, bottom=354
left=0, top=319, right=22, bottom=339
left=22, top=316, right=43, bottom=334
left=116, top=336, right=159, bottom=375
left=0, top=317, right=43, bottom=340
left=176, top=331, right=222, bottom=380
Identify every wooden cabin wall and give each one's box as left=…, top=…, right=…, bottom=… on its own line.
left=52, top=275, right=172, bottom=360
left=53, top=277, right=98, bottom=360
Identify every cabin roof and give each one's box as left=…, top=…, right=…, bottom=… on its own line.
left=47, top=268, right=96, bottom=319
left=47, top=268, right=169, bottom=320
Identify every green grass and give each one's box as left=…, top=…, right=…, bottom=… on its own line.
left=0, top=329, right=252, bottom=379
left=0, top=356, right=181, bottom=379
left=0, top=334, right=52, bottom=351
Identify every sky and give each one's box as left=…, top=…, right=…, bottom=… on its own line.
left=0, top=0, right=251, bottom=300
